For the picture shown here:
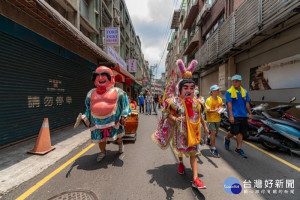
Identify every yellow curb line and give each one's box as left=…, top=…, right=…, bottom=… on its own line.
left=16, top=143, right=95, bottom=200
left=220, top=128, right=300, bottom=172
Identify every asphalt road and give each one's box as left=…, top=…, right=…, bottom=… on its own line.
left=3, top=113, right=300, bottom=200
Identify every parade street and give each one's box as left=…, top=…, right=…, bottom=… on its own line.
left=2, top=113, right=299, bottom=200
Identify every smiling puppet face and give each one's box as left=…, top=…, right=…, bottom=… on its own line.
left=179, top=82, right=195, bottom=100
left=93, top=66, right=115, bottom=88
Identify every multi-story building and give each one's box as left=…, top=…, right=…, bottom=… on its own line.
left=166, top=0, right=300, bottom=117
left=0, top=0, right=147, bottom=146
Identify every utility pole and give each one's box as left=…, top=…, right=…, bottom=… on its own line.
left=150, top=64, right=157, bottom=93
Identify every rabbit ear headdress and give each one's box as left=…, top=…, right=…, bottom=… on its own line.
left=176, top=59, right=198, bottom=95
left=177, top=59, right=197, bottom=79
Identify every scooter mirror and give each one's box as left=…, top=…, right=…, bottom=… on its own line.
left=289, top=97, right=296, bottom=103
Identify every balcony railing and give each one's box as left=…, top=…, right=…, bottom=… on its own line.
left=198, top=0, right=300, bottom=68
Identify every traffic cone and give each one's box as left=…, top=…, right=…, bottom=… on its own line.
left=28, top=118, right=55, bottom=155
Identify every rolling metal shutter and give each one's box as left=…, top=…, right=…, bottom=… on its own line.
left=0, top=30, right=94, bottom=146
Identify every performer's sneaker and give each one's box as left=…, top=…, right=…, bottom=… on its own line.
left=119, top=142, right=124, bottom=154
left=96, top=152, right=106, bottom=162
left=192, top=177, right=206, bottom=189
left=177, top=162, right=185, bottom=175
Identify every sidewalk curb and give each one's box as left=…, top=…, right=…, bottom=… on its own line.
left=0, top=125, right=91, bottom=197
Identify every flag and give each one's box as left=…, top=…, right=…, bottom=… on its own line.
left=162, top=70, right=176, bottom=102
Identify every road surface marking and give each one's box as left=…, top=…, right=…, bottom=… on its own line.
left=220, top=128, right=300, bottom=172
left=16, top=143, right=95, bottom=200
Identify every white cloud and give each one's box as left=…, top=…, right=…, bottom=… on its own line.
left=124, top=0, right=181, bottom=78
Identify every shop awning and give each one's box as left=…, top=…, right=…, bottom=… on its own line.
left=5, top=0, right=116, bottom=65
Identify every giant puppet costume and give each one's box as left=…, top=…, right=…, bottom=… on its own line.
left=75, top=66, right=131, bottom=162
left=152, top=59, right=209, bottom=189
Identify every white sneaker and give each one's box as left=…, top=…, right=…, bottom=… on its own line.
left=119, top=142, right=124, bottom=153
left=96, top=152, right=106, bottom=162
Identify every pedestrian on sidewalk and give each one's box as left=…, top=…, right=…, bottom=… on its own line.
left=205, top=85, right=223, bottom=158
left=153, top=94, right=159, bottom=114
left=152, top=59, right=209, bottom=189
left=224, top=75, right=252, bottom=158
left=75, top=66, right=131, bottom=162
left=146, top=92, right=153, bottom=115
left=138, top=93, right=145, bottom=113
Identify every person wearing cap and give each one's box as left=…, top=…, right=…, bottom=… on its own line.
left=138, top=93, right=145, bottom=114
left=205, top=85, right=223, bottom=158
left=224, top=75, right=252, bottom=158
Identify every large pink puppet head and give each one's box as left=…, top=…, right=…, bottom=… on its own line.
left=177, top=59, right=197, bottom=100
left=92, top=66, right=115, bottom=94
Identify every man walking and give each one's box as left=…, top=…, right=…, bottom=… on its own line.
left=138, top=93, right=145, bottom=114
left=224, top=75, right=252, bottom=158
left=205, top=85, right=223, bottom=158
left=146, top=92, right=153, bottom=115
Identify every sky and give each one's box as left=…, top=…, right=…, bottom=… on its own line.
left=124, top=0, right=182, bottom=79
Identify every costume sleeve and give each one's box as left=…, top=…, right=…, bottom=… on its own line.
left=120, top=91, right=131, bottom=117
left=82, top=89, right=93, bottom=121
left=225, top=91, right=232, bottom=103
left=161, top=98, right=174, bottom=119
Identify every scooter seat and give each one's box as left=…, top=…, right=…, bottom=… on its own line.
left=269, top=118, right=300, bottom=130
left=268, top=105, right=292, bottom=112
left=251, top=115, right=266, bottom=121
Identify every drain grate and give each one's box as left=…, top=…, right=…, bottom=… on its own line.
left=48, top=190, right=98, bottom=200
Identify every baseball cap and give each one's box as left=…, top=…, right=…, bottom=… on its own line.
left=210, top=85, right=220, bottom=92
left=231, top=74, right=242, bottom=81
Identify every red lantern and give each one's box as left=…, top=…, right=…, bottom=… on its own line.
left=115, top=74, right=123, bottom=82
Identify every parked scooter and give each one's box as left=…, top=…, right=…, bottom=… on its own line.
left=268, top=97, right=300, bottom=122
left=258, top=112, right=300, bottom=152
left=245, top=102, right=269, bottom=139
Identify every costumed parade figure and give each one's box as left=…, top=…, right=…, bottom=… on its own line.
left=75, top=66, right=131, bottom=162
left=152, top=59, right=209, bottom=189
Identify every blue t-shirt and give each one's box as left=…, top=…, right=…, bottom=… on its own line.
left=138, top=96, right=144, bottom=104
left=225, top=89, right=250, bottom=118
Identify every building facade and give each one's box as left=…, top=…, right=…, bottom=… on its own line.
left=0, top=0, right=147, bottom=146
left=166, top=0, right=300, bottom=117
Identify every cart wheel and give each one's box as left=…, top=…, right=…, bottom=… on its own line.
left=133, top=133, right=137, bottom=143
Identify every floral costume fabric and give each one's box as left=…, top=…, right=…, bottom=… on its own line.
left=83, top=87, right=131, bottom=143
left=152, top=96, right=201, bottom=157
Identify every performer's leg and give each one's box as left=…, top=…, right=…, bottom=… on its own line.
left=190, top=156, right=198, bottom=180
left=97, top=142, right=106, bottom=162
left=117, top=137, right=124, bottom=153
left=99, top=142, right=106, bottom=153
left=191, top=155, right=206, bottom=188
left=117, top=137, right=122, bottom=145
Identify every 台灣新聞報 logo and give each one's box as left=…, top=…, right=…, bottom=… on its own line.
left=224, top=177, right=242, bottom=194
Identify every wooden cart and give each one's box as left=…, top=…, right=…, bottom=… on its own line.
left=123, top=110, right=139, bottom=142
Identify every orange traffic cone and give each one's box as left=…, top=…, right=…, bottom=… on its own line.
left=28, top=118, right=55, bottom=155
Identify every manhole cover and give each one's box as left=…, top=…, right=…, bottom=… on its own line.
left=48, top=190, right=98, bottom=200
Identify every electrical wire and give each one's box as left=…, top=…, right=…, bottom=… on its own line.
left=155, top=0, right=181, bottom=78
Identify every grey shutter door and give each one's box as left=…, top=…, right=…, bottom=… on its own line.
left=0, top=30, right=94, bottom=146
